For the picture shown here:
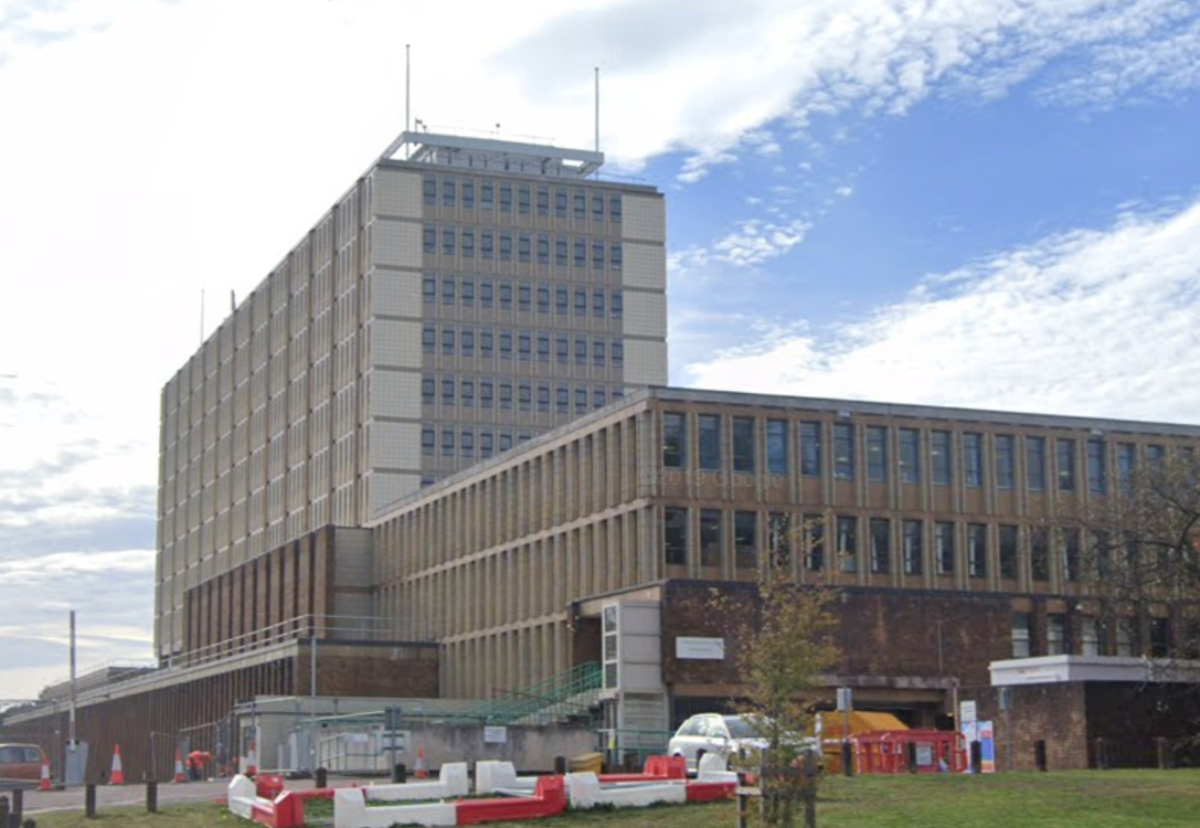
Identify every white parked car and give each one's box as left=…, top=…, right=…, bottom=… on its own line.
left=667, top=713, right=769, bottom=771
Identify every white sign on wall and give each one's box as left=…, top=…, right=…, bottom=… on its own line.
left=483, top=726, right=508, bottom=745
left=676, top=637, right=725, bottom=660
left=960, top=700, right=977, bottom=725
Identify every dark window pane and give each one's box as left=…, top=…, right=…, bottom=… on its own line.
left=698, top=414, right=721, bottom=470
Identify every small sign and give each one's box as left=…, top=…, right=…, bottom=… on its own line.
left=915, top=743, right=934, bottom=766
left=979, top=721, right=996, bottom=773
left=836, top=687, right=853, bottom=712
left=676, top=637, right=725, bottom=660
left=484, top=726, right=508, bottom=745
left=960, top=700, right=977, bottom=724
left=380, top=734, right=407, bottom=752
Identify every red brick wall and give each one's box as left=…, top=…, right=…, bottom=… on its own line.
left=661, top=581, right=1012, bottom=690
left=974, top=683, right=1088, bottom=771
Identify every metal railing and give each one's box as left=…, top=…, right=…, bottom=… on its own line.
left=442, top=662, right=603, bottom=727
left=174, top=613, right=430, bottom=670
left=19, top=614, right=428, bottom=715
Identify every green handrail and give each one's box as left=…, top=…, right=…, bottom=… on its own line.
left=444, top=661, right=603, bottom=726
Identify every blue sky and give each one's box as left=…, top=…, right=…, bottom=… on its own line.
left=3, top=0, right=1200, bottom=701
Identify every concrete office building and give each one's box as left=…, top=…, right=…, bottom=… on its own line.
left=155, top=131, right=668, bottom=659
left=356, top=386, right=1200, bottom=751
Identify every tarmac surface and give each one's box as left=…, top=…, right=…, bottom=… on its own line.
left=5, top=775, right=386, bottom=816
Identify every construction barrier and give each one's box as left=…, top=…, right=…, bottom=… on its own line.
left=363, top=762, right=468, bottom=802
left=456, top=775, right=567, bottom=825
left=474, top=760, right=539, bottom=794
left=851, top=730, right=967, bottom=774
left=228, top=775, right=305, bottom=828
left=227, top=755, right=734, bottom=828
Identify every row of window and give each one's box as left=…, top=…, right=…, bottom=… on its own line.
left=1012, top=612, right=1172, bottom=659
left=422, top=226, right=623, bottom=270
left=422, top=327, right=625, bottom=366
left=420, top=425, right=530, bottom=461
left=424, top=177, right=622, bottom=223
left=663, top=507, right=1101, bottom=582
left=422, top=375, right=624, bottom=413
left=422, top=276, right=623, bottom=317
left=661, top=412, right=1186, bottom=494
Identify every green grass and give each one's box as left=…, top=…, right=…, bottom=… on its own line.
left=29, top=803, right=243, bottom=827
left=25, top=770, right=1200, bottom=827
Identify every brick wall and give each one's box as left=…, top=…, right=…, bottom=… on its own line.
left=661, top=581, right=1012, bottom=690
left=300, top=643, right=438, bottom=698
left=975, top=683, right=1088, bottom=771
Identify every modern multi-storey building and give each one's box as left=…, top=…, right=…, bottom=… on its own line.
left=155, top=131, right=667, bottom=660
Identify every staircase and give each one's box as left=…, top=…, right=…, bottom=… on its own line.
left=445, top=662, right=603, bottom=727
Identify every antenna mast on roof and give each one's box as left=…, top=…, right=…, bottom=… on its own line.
left=405, top=44, right=412, bottom=159
left=594, top=66, right=601, bottom=179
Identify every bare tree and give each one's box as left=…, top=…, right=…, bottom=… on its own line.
left=712, top=517, right=840, bottom=828
left=1055, top=452, right=1200, bottom=662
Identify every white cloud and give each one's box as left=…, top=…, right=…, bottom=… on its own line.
left=684, top=197, right=1200, bottom=424
left=671, top=218, right=813, bottom=276
left=0, top=548, right=156, bottom=696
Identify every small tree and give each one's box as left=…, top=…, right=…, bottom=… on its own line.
left=712, top=517, right=840, bottom=828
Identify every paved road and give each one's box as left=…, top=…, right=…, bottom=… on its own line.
left=12, top=776, right=384, bottom=816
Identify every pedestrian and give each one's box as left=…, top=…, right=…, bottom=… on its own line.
left=187, top=750, right=208, bottom=781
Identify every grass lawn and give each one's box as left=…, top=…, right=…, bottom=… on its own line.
left=25, top=769, right=1200, bottom=827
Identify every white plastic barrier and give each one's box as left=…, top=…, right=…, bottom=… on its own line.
left=334, top=788, right=457, bottom=828
left=227, top=775, right=258, bottom=820
left=565, top=772, right=688, bottom=810
left=698, top=752, right=740, bottom=784
left=474, top=760, right=538, bottom=794
left=364, top=762, right=470, bottom=801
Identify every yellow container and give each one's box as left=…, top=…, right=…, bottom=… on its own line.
left=568, top=752, right=605, bottom=774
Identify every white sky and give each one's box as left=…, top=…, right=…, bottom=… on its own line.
left=2, top=0, right=1199, bottom=702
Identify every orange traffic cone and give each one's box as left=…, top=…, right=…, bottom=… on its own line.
left=39, top=756, right=52, bottom=791
left=246, top=739, right=257, bottom=776
left=173, top=746, right=186, bottom=783
left=110, top=743, right=125, bottom=785
left=414, top=747, right=428, bottom=779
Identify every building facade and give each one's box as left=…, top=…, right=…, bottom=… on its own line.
left=367, top=386, right=1200, bottom=732
left=155, top=132, right=668, bottom=659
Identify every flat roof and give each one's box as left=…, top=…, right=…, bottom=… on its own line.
left=379, top=130, right=604, bottom=178
left=991, top=655, right=1200, bottom=685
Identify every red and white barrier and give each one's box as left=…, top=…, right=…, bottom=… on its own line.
left=566, top=771, right=688, bottom=810
left=473, top=760, right=539, bottom=794
left=335, top=787, right=457, bottom=828
left=456, top=774, right=566, bottom=825
left=363, top=762, right=469, bottom=802
left=223, top=755, right=731, bottom=828
left=228, top=774, right=305, bottom=828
